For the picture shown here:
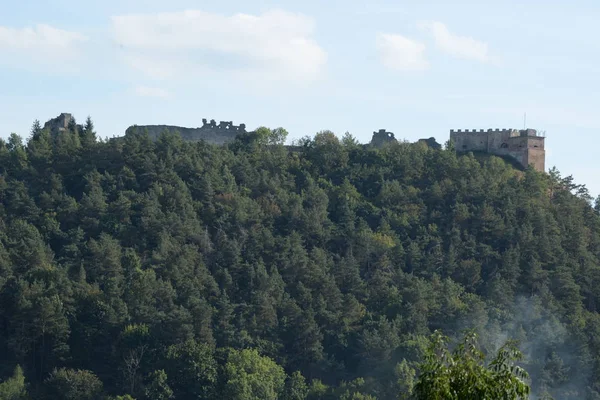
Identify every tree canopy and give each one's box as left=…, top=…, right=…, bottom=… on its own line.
left=414, top=331, right=530, bottom=399
left=0, top=120, right=597, bottom=399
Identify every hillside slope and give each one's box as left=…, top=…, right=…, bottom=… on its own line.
left=0, top=123, right=599, bottom=399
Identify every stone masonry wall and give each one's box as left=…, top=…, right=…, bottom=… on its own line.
left=527, top=147, right=545, bottom=172
left=44, top=113, right=77, bottom=134
left=43, top=113, right=85, bottom=136
left=449, top=129, right=490, bottom=152
left=450, top=128, right=545, bottom=172
left=125, top=118, right=247, bottom=145
left=370, top=129, right=396, bottom=147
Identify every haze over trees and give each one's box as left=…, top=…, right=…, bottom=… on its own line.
left=0, top=118, right=598, bottom=399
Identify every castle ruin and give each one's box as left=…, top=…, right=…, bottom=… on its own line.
left=370, top=129, right=442, bottom=150
left=44, top=113, right=83, bottom=135
left=370, top=129, right=396, bottom=147
left=450, top=128, right=545, bottom=172
left=40, top=114, right=546, bottom=173
left=125, top=118, right=248, bottom=145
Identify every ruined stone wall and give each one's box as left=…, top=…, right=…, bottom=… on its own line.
left=417, top=137, right=442, bottom=150
left=125, top=118, right=247, bottom=145
left=41, top=113, right=87, bottom=138
left=370, top=129, right=396, bottom=147
left=44, top=113, right=72, bottom=132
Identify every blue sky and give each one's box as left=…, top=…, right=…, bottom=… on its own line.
left=1, top=0, right=599, bottom=194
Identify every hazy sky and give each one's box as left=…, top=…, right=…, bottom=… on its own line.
left=1, top=0, right=598, bottom=194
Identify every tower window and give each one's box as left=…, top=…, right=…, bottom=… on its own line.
left=500, top=143, right=508, bottom=148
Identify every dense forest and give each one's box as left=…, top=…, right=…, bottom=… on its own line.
left=0, top=118, right=599, bottom=399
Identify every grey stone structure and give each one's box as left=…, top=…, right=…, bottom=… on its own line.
left=125, top=118, right=248, bottom=145
left=44, top=113, right=83, bottom=135
left=418, top=137, right=442, bottom=150
left=450, top=128, right=545, bottom=172
left=40, top=114, right=545, bottom=174
left=370, top=129, right=396, bottom=147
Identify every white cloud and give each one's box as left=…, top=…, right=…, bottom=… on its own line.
left=376, top=33, right=429, bottom=71
left=111, top=9, right=327, bottom=83
left=419, top=21, right=489, bottom=62
left=0, top=24, right=87, bottom=55
left=133, top=86, right=171, bottom=99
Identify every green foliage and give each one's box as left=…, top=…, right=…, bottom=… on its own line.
left=284, top=371, right=309, bottom=400
left=394, top=360, right=415, bottom=399
left=307, top=379, right=329, bottom=400
left=0, top=120, right=598, bottom=399
left=44, top=368, right=103, bottom=400
left=143, top=370, right=173, bottom=400
left=413, top=331, right=530, bottom=399
left=336, top=378, right=377, bottom=400
left=122, top=324, right=150, bottom=347
left=223, top=348, right=286, bottom=400
left=0, top=365, right=28, bottom=400
left=254, top=126, right=289, bottom=145
left=164, top=339, right=218, bottom=399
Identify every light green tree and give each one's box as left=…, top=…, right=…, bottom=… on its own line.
left=254, top=126, right=289, bottom=145
left=283, top=371, right=309, bottom=400
left=0, top=365, right=28, bottom=400
left=165, top=339, right=217, bottom=399
left=143, top=370, right=173, bottom=400
left=394, top=359, right=416, bottom=400
left=223, top=348, right=286, bottom=400
left=337, top=378, right=377, bottom=400
left=413, top=331, right=530, bottom=400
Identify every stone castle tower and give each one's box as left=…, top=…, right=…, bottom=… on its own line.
left=44, top=113, right=74, bottom=134
left=450, top=128, right=545, bottom=172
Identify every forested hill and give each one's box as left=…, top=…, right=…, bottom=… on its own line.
left=0, top=120, right=599, bottom=399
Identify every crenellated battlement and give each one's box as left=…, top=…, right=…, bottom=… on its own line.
left=201, top=118, right=247, bottom=133
left=450, top=127, right=545, bottom=172
left=450, top=128, right=516, bottom=134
